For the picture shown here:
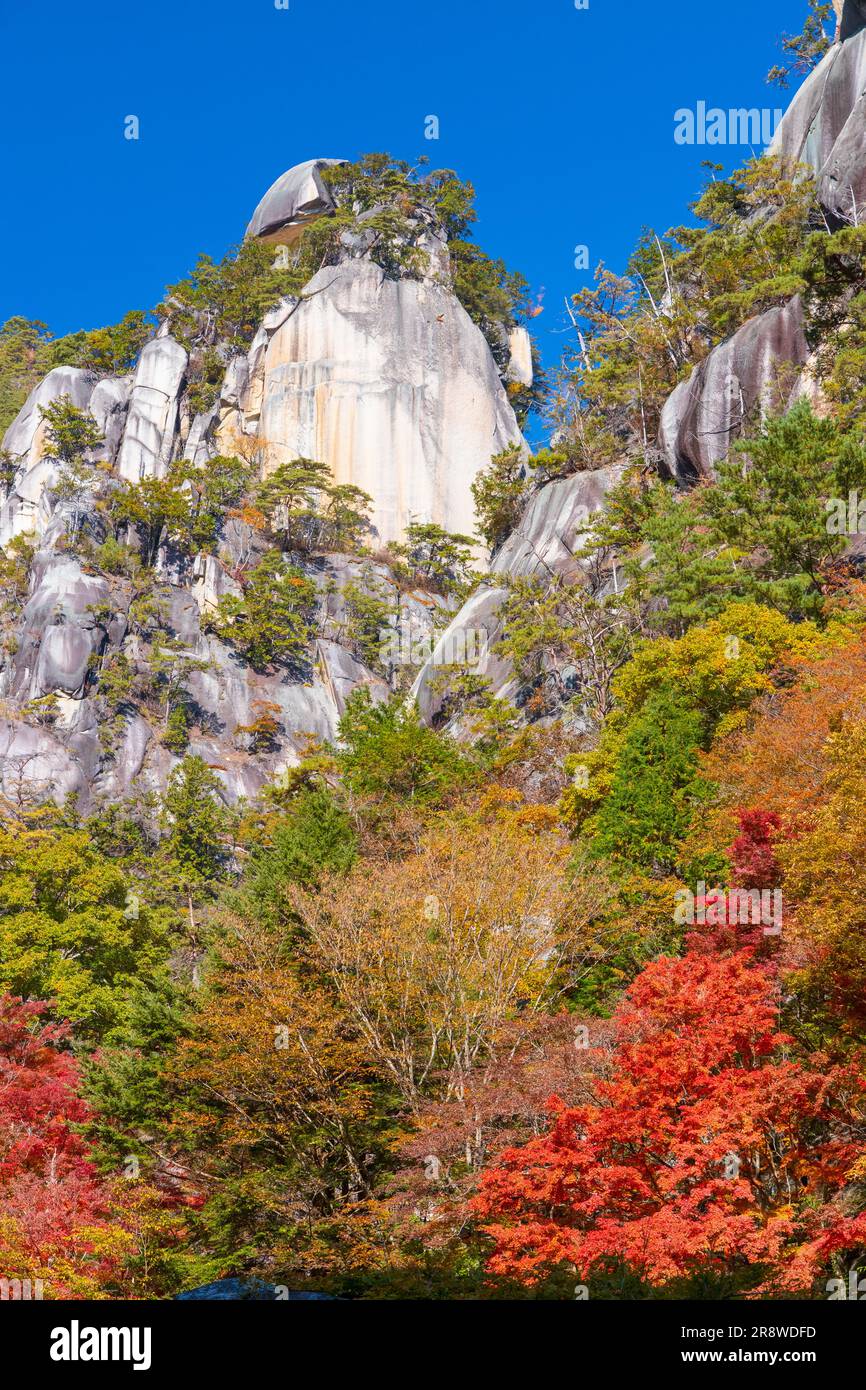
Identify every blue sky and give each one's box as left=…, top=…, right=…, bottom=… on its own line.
left=0, top=0, right=803, bottom=394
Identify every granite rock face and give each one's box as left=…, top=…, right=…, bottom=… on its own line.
left=115, top=336, right=188, bottom=482
left=412, top=466, right=624, bottom=725
left=0, top=366, right=134, bottom=546
left=491, top=467, right=623, bottom=582
left=245, top=158, right=346, bottom=245
left=506, top=325, right=534, bottom=387
left=2, top=366, right=97, bottom=468
left=659, top=298, right=810, bottom=484
left=90, top=375, right=134, bottom=464
left=0, top=716, right=88, bottom=806
left=3, top=157, right=526, bottom=559
left=0, top=459, right=60, bottom=549
left=218, top=257, right=525, bottom=548
left=0, top=529, right=440, bottom=811
left=13, top=555, right=111, bottom=702
left=0, top=159, right=524, bottom=809
left=839, top=1, right=866, bottom=44
left=659, top=22, right=866, bottom=485
left=770, top=24, right=866, bottom=223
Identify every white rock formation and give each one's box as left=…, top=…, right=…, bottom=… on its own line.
left=659, top=299, right=809, bottom=483
left=246, top=158, right=346, bottom=245
left=491, top=468, right=620, bottom=582
left=0, top=367, right=102, bottom=547
left=506, top=325, right=534, bottom=387
left=6, top=555, right=110, bottom=703
left=2, top=366, right=97, bottom=469
left=219, top=258, right=524, bottom=548
left=412, top=466, right=623, bottom=724
left=90, top=374, right=134, bottom=463
left=0, top=158, right=532, bottom=807
left=0, top=717, right=88, bottom=805
left=0, top=459, right=58, bottom=549
left=116, top=336, right=188, bottom=482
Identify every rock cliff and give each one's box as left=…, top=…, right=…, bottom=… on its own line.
left=660, top=18, right=866, bottom=485
left=771, top=18, right=866, bottom=223
left=214, top=256, right=522, bottom=548
left=0, top=160, right=524, bottom=806
left=3, top=14, right=866, bottom=814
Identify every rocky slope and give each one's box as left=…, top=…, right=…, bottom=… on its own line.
left=416, top=10, right=866, bottom=717
left=658, top=11, right=866, bottom=485
left=3, top=9, right=866, bottom=811
left=0, top=164, right=526, bottom=807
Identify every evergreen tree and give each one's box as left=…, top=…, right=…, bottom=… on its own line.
left=208, top=550, right=317, bottom=671
left=38, top=395, right=103, bottom=464
left=590, top=690, right=708, bottom=873
left=160, top=757, right=230, bottom=890
left=245, top=788, right=357, bottom=925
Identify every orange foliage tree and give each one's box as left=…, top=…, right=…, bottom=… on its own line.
left=292, top=794, right=614, bottom=1111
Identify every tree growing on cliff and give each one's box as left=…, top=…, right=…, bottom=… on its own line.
left=257, top=458, right=333, bottom=550
left=176, top=454, right=252, bottom=552
left=0, top=317, right=54, bottom=436
left=767, top=2, right=835, bottom=87
left=553, top=160, right=817, bottom=468
left=47, top=312, right=152, bottom=378
left=37, top=396, right=105, bottom=539
left=39, top=395, right=103, bottom=466
left=256, top=459, right=372, bottom=555
left=588, top=405, right=866, bottom=632
left=207, top=549, right=317, bottom=671
left=156, top=238, right=304, bottom=351
left=108, top=471, right=192, bottom=568
left=497, top=575, right=636, bottom=723
left=392, top=522, right=475, bottom=596
left=471, top=444, right=528, bottom=554
left=148, top=632, right=212, bottom=754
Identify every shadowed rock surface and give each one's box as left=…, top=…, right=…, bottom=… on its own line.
left=245, top=158, right=346, bottom=245
left=659, top=299, right=809, bottom=483
left=839, top=0, right=866, bottom=44
left=771, top=23, right=866, bottom=223
left=412, top=467, right=623, bottom=726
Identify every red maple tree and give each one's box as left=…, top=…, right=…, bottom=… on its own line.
left=474, top=951, right=866, bottom=1294
left=0, top=997, right=120, bottom=1284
